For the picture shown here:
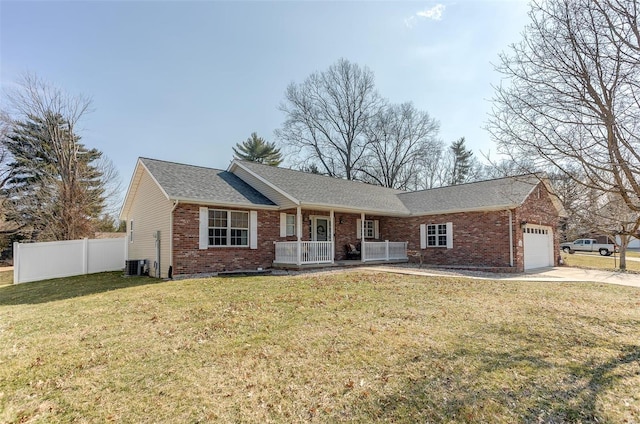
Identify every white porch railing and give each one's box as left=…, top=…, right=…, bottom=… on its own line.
left=274, top=241, right=333, bottom=265
left=274, top=240, right=408, bottom=265
left=362, top=241, right=408, bottom=262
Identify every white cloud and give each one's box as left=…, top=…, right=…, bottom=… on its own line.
left=417, top=4, right=445, bottom=20
left=405, top=4, right=446, bottom=28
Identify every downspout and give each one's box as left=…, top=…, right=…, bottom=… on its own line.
left=169, top=200, right=179, bottom=278
left=296, top=206, right=302, bottom=266
left=508, top=209, right=514, bottom=267
left=361, top=212, right=366, bottom=262
left=330, top=210, right=335, bottom=263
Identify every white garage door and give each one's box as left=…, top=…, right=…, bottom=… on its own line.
left=523, top=225, right=554, bottom=270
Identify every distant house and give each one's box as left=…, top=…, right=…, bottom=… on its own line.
left=120, top=158, right=565, bottom=278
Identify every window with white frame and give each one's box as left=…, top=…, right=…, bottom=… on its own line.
left=363, top=220, right=375, bottom=239
left=208, top=210, right=249, bottom=246
left=427, top=223, right=447, bottom=247
left=286, top=214, right=296, bottom=236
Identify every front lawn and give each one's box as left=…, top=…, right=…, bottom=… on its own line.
left=561, top=252, right=640, bottom=272
left=1, top=271, right=638, bottom=423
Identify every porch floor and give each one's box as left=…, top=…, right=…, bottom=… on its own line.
left=272, top=258, right=409, bottom=271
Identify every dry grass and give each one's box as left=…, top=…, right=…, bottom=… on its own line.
left=0, top=270, right=13, bottom=286
left=1, top=271, right=639, bottom=423
left=562, top=252, right=640, bottom=272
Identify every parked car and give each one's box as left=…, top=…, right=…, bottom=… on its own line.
left=560, top=238, right=617, bottom=256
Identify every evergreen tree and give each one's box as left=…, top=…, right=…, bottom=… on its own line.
left=232, top=133, right=282, bottom=166
left=449, top=137, right=474, bottom=185
left=2, top=112, right=105, bottom=241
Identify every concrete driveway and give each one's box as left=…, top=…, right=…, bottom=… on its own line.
left=369, top=265, right=640, bottom=288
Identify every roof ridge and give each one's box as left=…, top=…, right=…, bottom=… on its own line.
left=236, top=159, right=407, bottom=193
left=140, top=157, right=226, bottom=173
left=399, top=173, right=539, bottom=196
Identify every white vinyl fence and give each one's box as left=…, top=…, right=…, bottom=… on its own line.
left=13, top=237, right=127, bottom=284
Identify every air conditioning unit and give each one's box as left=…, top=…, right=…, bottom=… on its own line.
left=125, top=259, right=148, bottom=276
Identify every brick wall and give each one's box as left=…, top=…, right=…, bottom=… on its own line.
left=171, top=181, right=560, bottom=274
left=332, top=213, right=391, bottom=260
left=513, top=183, right=562, bottom=270
left=380, top=210, right=513, bottom=269
left=172, top=204, right=279, bottom=275
left=376, top=181, right=561, bottom=272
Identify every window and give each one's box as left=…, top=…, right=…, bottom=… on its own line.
left=286, top=214, right=296, bottom=236
left=363, top=220, right=375, bottom=239
left=208, top=210, right=249, bottom=246
left=357, top=218, right=379, bottom=239
left=427, top=224, right=447, bottom=247
left=129, top=220, right=134, bottom=243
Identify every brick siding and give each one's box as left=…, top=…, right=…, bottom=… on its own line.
left=171, top=182, right=560, bottom=275
left=513, top=183, right=562, bottom=270
left=172, top=204, right=279, bottom=275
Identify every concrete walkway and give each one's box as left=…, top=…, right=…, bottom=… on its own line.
left=365, top=265, right=640, bottom=288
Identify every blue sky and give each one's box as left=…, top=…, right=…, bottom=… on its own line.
left=1, top=0, right=530, bottom=198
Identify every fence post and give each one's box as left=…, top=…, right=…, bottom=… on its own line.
left=83, top=238, right=89, bottom=275
left=13, top=242, right=19, bottom=284
left=123, top=236, right=128, bottom=265
left=385, top=240, right=389, bottom=261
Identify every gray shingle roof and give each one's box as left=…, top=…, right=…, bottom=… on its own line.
left=140, top=158, right=276, bottom=207
left=397, top=174, right=540, bottom=215
left=235, top=160, right=411, bottom=214
left=136, top=157, right=544, bottom=215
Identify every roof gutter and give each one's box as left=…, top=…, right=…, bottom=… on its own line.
left=298, top=202, right=411, bottom=217
left=409, top=203, right=521, bottom=217
left=167, top=197, right=280, bottom=210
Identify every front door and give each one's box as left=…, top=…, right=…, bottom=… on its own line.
left=313, top=217, right=330, bottom=241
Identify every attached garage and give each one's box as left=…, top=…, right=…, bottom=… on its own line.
left=523, top=224, right=554, bottom=270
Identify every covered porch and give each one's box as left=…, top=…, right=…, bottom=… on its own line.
left=272, top=207, right=408, bottom=268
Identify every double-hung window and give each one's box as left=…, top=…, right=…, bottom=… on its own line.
left=363, top=220, right=375, bottom=239
left=427, top=223, right=447, bottom=247
left=286, top=214, right=296, bottom=236
left=209, top=210, right=249, bottom=246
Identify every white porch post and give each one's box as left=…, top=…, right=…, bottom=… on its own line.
left=361, top=212, right=366, bottom=262
left=296, top=206, right=302, bottom=265
left=330, top=210, right=335, bottom=263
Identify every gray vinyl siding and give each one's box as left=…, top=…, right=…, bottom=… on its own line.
left=127, top=169, right=173, bottom=278
left=233, top=166, right=298, bottom=209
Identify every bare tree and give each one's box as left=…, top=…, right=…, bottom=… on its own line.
left=1, top=74, right=118, bottom=241
left=547, top=169, right=591, bottom=241
left=580, top=190, right=639, bottom=269
left=421, top=138, right=486, bottom=189
left=277, top=59, right=382, bottom=180
left=361, top=102, right=440, bottom=190
left=0, top=124, right=10, bottom=191
left=487, top=0, right=640, bottom=269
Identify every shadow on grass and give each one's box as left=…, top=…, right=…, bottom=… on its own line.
left=0, top=271, right=164, bottom=306
left=355, top=336, right=640, bottom=422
